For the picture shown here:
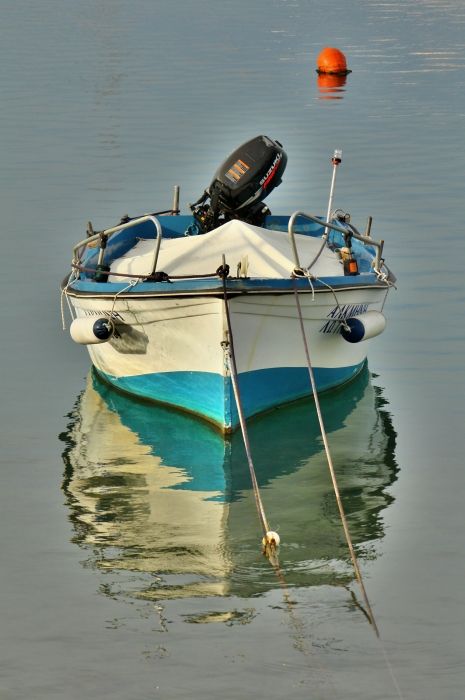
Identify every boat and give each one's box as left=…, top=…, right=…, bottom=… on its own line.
left=62, top=136, right=395, bottom=432
left=60, top=366, right=398, bottom=601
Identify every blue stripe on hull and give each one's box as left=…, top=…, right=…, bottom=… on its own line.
left=96, top=363, right=364, bottom=431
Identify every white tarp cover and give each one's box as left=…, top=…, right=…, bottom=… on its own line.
left=109, top=219, right=343, bottom=281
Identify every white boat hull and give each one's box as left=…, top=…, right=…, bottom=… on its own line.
left=69, top=285, right=386, bottom=431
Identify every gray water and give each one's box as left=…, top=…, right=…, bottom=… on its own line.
left=1, top=0, right=465, bottom=698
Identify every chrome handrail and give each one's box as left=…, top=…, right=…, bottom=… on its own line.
left=72, top=215, right=163, bottom=277
left=288, top=210, right=384, bottom=273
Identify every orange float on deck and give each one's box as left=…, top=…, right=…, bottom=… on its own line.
left=316, top=47, right=351, bottom=75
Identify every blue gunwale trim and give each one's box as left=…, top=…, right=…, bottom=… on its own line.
left=67, top=273, right=385, bottom=297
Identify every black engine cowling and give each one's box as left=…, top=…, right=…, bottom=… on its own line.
left=191, top=135, right=287, bottom=232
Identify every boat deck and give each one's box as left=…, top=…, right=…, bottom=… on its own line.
left=74, top=214, right=383, bottom=288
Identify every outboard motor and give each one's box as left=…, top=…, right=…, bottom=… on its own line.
left=190, top=135, right=287, bottom=233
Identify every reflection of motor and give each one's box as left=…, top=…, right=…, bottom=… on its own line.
left=190, top=135, right=287, bottom=233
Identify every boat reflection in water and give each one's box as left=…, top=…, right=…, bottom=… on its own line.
left=61, top=366, right=398, bottom=602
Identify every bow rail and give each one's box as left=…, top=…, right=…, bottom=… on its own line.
left=72, top=215, right=163, bottom=277
left=288, top=210, right=384, bottom=274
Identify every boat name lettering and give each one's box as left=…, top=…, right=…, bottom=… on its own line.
left=83, top=309, right=125, bottom=322
left=320, top=303, right=368, bottom=334
left=259, top=153, right=282, bottom=187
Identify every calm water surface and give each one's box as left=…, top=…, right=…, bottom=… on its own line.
left=1, top=1, right=465, bottom=698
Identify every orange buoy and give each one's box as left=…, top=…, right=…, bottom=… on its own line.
left=316, top=47, right=351, bottom=75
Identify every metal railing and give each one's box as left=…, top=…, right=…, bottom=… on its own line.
left=72, top=215, right=163, bottom=278
left=288, top=210, right=384, bottom=273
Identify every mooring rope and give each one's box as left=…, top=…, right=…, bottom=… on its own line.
left=60, top=273, right=78, bottom=330
left=218, top=263, right=271, bottom=538
left=292, top=283, right=379, bottom=636
left=293, top=283, right=406, bottom=699
left=109, top=278, right=139, bottom=318
left=217, top=264, right=338, bottom=687
left=220, top=269, right=402, bottom=698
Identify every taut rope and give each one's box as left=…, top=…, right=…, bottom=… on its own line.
left=292, top=282, right=380, bottom=636
left=217, top=260, right=281, bottom=560
left=292, top=280, right=406, bottom=697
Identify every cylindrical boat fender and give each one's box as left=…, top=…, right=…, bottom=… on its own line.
left=340, top=310, right=386, bottom=343
left=70, top=317, right=114, bottom=344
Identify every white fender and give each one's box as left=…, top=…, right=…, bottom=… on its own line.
left=70, top=317, right=114, bottom=345
left=341, top=310, right=386, bottom=343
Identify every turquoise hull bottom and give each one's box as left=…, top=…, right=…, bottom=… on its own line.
left=96, top=363, right=365, bottom=432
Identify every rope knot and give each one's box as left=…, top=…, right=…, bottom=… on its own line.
left=216, top=263, right=230, bottom=279
left=148, top=271, right=172, bottom=283
left=262, top=531, right=281, bottom=565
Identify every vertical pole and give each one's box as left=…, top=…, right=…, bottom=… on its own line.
left=172, top=185, right=180, bottom=214
left=324, top=149, right=342, bottom=238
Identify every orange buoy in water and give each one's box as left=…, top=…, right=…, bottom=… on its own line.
left=316, top=47, right=351, bottom=75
